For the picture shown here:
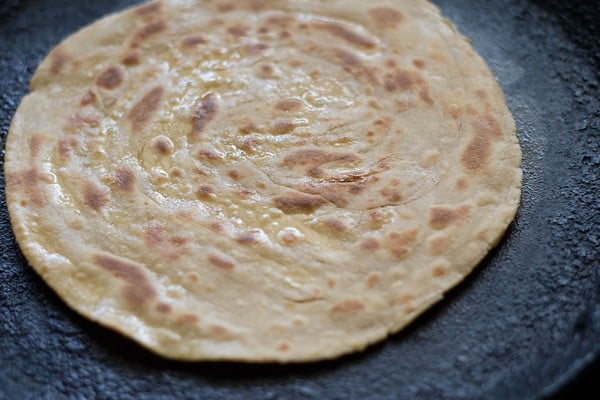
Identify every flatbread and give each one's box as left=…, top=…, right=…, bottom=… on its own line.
left=4, top=0, right=521, bottom=362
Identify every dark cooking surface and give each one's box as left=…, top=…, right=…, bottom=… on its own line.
left=1, top=0, right=598, bottom=398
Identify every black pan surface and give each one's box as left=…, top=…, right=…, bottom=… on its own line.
left=1, top=0, right=598, bottom=399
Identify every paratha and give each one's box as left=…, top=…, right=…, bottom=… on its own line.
left=4, top=0, right=521, bottom=362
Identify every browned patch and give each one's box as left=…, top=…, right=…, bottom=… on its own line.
left=282, top=149, right=360, bottom=167
left=360, top=237, right=380, bottom=251
left=130, top=20, right=166, bottom=48
left=264, top=13, right=296, bottom=26
left=196, top=185, right=215, bottom=198
left=28, top=135, right=43, bottom=159
left=456, top=177, right=468, bottom=190
left=191, top=92, right=219, bottom=137
left=128, top=86, right=164, bottom=133
left=155, top=302, right=172, bottom=313
left=228, top=169, right=240, bottom=180
left=327, top=278, right=336, bottom=289
left=189, top=273, right=199, bottom=283
left=121, top=50, right=141, bottom=66
left=272, top=192, right=327, bottom=213
left=330, top=299, right=365, bottom=314
left=387, top=229, right=419, bottom=247
left=379, top=186, right=402, bottom=202
left=83, top=182, right=109, bottom=211
left=208, top=253, right=235, bottom=270
left=70, top=112, right=101, bottom=128
left=134, top=1, right=161, bottom=17
left=432, top=264, right=447, bottom=277
left=258, top=63, right=275, bottom=78
left=274, top=98, right=303, bottom=112
left=7, top=168, right=51, bottom=207
left=93, top=254, right=156, bottom=305
left=322, top=218, right=346, bottom=232
left=326, top=47, right=379, bottom=85
left=209, top=222, right=224, bottom=232
left=429, top=204, right=470, bottom=230
left=49, top=48, right=69, bottom=75
left=182, top=34, right=207, bottom=48
left=277, top=342, right=290, bottom=351
left=383, top=69, right=423, bottom=92
left=153, top=137, right=173, bottom=155
left=80, top=90, right=97, bottom=106
left=210, top=324, right=230, bottom=336
left=390, top=246, right=411, bottom=259
left=461, top=114, right=502, bottom=171
left=244, top=42, right=269, bottom=54
left=236, top=233, right=258, bottom=245
left=368, top=7, right=403, bottom=28
left=413, top=58, right=426, bottom=69
left=272, top=120, right=297, bottom=135
left=367, top=272, right=381, bottom=287
left=195, top=147, right=222, bottom=162
left=176, top=314, right=199, bottom=324
left=238, top=120, right=259, bottom=135
left=311, top=21, right=376, bottom=49
left=419, top=87, right=435, bottom=105
left=279, top=30, right=291, bottom=39
left=427, top=234, right=451, bottom=255
left=113, top=167, right=135, bottom=192
left=227, top=24, right=250, bottom=37
left=217, top=2, right=236, bottom=12
left=58, top=137, right=78, bottom=160
left=96, top=66, right=124, bottom=89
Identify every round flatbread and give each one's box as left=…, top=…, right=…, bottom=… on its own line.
left=4, top=0, right=521, bottom=362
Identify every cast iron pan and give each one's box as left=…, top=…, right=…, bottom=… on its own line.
left=1, top=0, right=598, bottom=399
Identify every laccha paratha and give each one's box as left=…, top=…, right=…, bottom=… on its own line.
left=4, top=0, right=521, bottom=362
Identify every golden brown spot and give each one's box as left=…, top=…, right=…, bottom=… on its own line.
left=279, top=30, right=291, bottom=39
left=58, top=137, right=78, bottom=160
left=49, top=48, right=69, bottom=75
left=128, top=86, right=164, bottom=133
left=265, top=14, right=296, bottom=26
left=134, top=2, right=161, bottom=17
left=70, top=112, right=100, bottom=128
left=238, top=120, right=259, bottom=135
left=272, top=192, right=327, bottom=213
left=209, top=222, right=224, bottom=232
left=282, top=149, right=360, bottom=167
left=96, top=66, right=124, bottom=89
left=228, top=169, right=240, bottom=180
left=322, top=218, right=346, bottom=232
left=327, top=47, right=379, bottom=85
left=227, top=24, right=250, bottom=37
left=432, top=264, right=447, bottom=277
left=130, top=20, right=166, bottom=48
left=217, top=2, right=236, bottom=12
left=330, top=299, right=364, bottom=314
left=114, top=167, right=135, bottom=192
left=144, top=222, right=165, bottom=249
left=384, top=69, right=423, bottom=92
left=385, top=59, right=397, bottom=68
left=429, top=204, right=470, bottom=230
left=456, top=177, right=468, bottom=190
left=208, top=253, right=235, bottom=270
left=277, top=342, right=290, bottom=352
left=195, top=147, right=222, bottom=162
left=189, top=273, right=199, bottom=283
left=28, top=135, right=43, bottom=159
left=419, top=87, right=435, bottom=105
left=191, top=92, right=219, bottom=137
left=311, top=21, right=376, bottom=49
left=387, top=229, right=419, bottom=246
left=244, top=42, right=269, bottom=54
left=427, top=234, right=451, bottom=255
left=236, top=233, right=258, bottom=245
left=272, top=120, right=297, bottom=135
left=7, top=168, right=50, bottom=207
left=274, top=98, right=303, bottom=112
left=156, top=302, right=172, bottom=313
left=368, top=7, right=403, bottom=29
left=327, top=278, right=336, bottom=289
left=121, top=50, right=141, bottom=66
left=93, top=254, right=156, bottom=305
left=379, top=186, right=402, bottom=202
left=258, top=63, right=275, bottom=78
left=176, top=314, right=199, bottom=324
left=84, top=182, right=109, bottom=211
left=80, top=90, right=97, bottom=106
left=390, top=246, right=411, bottom=259
left=196, top=185, right=215, bottom=198
left=461, top=114, right=502, bottom=171
left=182, top=34, right=207, bottom=48
left=360, top=237, right=380, bottom=251
left=413, top=58, right=426, bottom=69
left=210, top=324, right=230, bottom=336
left=152, top=136, right=173, bottom=155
